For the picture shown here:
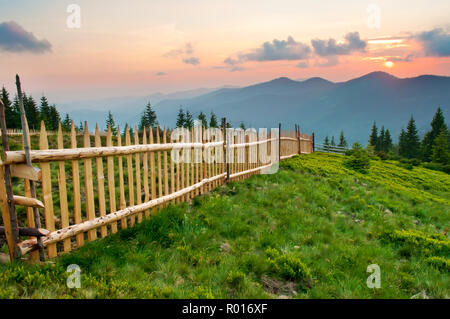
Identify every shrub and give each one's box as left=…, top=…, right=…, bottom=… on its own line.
left=265, top=248, right=311, bottom=281
left=426, top=256, right=450, bottom=271
left=422, top=162, right=450, bottom=174
left=375, top=150, right=388, bottom=160
left=382, top=229, right=450, bottom=256
left=226, top=270, right=246, bottom=289
left=344, top=145, right=371, bottom=173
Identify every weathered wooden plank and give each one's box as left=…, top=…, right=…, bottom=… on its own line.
left=149, top=127, right=157, bottom=215
left=71, top=123, right=84, bottom=248
left=95, top=125, right=107, bottom=237
left=39, top=121, right=57, bottom=257
left=117, top=126, right=127, bottom=229
left=125, top=125, right=135, bottom=226
left=10, top=164, right=41, bottom=181
left=163, top=127, right=169, bottom=206
left=142, top=127, right=150, bottom=218
left=106, top=126, right=118, bottom=233
left=83, top=122, right=97, bottom=242
left=134, top=127, right=142, bottom=223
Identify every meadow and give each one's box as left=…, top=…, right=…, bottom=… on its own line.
left=0, top=152, right=449, bottom=298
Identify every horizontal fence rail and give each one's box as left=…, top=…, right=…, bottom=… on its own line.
left=314, top=143, right=348, bottom=154
left=1, top=121, right=314, bottom=260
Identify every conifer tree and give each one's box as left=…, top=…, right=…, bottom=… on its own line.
left=338, top=130, right=347, bottom=148
left=23, top=94, right=40, bottom=130
left=330, top=136, right=335, bottom=146
left=209, top=112, right=218, bottom=128
left=384, top=129, right=393, bottom=152
left=421, top=107, right=448, bottom=161
left=40, top=96, right=51, bottom=128
left=377, top=126, right=385, bottom=152
left=198, top=112, right=208, bottom=128
left=62, top=114, right=72, bottom=131
left=105, top=111, right=117, bottom=135
left=405, top=115, right=420, bottom=159
left=431, top=130, right=449, bottom=164
left=369, top=121, right=378, bottom=147
left=398, top=128, right=407, bottom=157
left=185, top=110, right=194, bottom=128
left=139, top=102, right=158, bottom=130
left=176, top=107, right=186, bottom=128
left=1, top=87, right=19, bottom=128
left=48, top=105, right=61, bottom=131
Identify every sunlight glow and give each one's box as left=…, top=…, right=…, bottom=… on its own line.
left=385, top=61, right=394, bottom=68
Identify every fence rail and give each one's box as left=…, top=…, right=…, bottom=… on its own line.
left=314, top=143, right=348, bottom=154
left=1, top=121, right=314, bottom=261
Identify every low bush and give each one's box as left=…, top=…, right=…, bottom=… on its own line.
left=344, top=147, right=371, bottom=173
left=265, top=248, right=311, bottom=281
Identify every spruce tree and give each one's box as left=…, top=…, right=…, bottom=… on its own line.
left=62, top=114, right=72, bottom=131
left=384, top=129, right=393, bottom=152
left=139, top=103, right=158, bottom=130
left=176, top=107, right=186, bottom=128
left=239, top=122, right=246, bottom=130
left=40, top=96, right=51, bottom=128
left=431, top=130, right=449, bottom=164
left=377, top=126, right=385, bottom=152
left=421, top=107, right=448, bottom=161
left=105, top=111, right=117, bottom=135
left=185, top=110, right=194, bottom=128
left=398, top=128, right=407, bottom=157
left=405, top=116, right=420, bottom=158
left=198, top=112, right=208, bottom=128
left=24, top=94, right=40, bottom=130
left=209, top=112, right=218, bottom=128
left=1, top=87, right=19, bottom=128
left=324, top=135, right=330, bottom=151
left=369, top=121, right=378, bottom=147
left=338, top=130, right=347, bottom=148
left=330, top=136, right=335, bottom=146
left=48, top=105, right=61, bottom=131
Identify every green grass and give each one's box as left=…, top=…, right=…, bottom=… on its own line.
left=0, top=152, right=449, bottom=298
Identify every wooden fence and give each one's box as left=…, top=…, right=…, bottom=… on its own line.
left=0, top=121, right=313, bottom=261
left=314, top=143, right=348, bottom=154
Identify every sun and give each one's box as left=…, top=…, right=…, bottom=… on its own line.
left=385, top=61, right=394, bottom=68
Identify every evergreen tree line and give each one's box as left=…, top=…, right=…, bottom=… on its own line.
left=369, top=107, right=449, bottom=164
left=1, top=86, right=73, bottom=131
left=175, top=107, right=231, bottom=129
left=323, top=130, right=348, bottom=148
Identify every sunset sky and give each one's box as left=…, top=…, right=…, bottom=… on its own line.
left=1, top=0, right=450, bottom=102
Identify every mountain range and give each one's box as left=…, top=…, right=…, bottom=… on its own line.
left=62, top=71, right=450, bottom=145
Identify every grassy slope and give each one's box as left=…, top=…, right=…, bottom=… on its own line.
left=0, top=152, right=449, bottom=298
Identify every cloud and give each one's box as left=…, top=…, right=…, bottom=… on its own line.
left=155, top=71, right=167, bottom=76
left=163, top=42, right=194, bottom=58
left=415, top=28, right=450, bottom=57
left=314, top=56, right=339, bottom=67
left=0, top=21, right=51, bottom=53
left=296, top=61, right=309, bottom=68
left=389, top=53, right=416, bottom=62
left=240, top=36, right=311, bottom=62
left=311, top=32, right=366, bottom=56
left=183, top=57, right=200, bottom=65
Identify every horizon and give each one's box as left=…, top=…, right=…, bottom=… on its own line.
left=1, top=1, right=450, bottom=102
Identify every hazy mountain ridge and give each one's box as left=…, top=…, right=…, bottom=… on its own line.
left=153, top=71, right=450, bottom=144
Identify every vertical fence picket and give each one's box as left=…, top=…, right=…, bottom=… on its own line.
left=57, top=124, right=71, bottom=252
left=83, top=122, right=97, bottom=242
left=39, top=121, right=57, bottom=257
left=95, top=125, right=107, bottom=237
left=134, top=127, right=143, bottom=223
left=125, top=125, right=135, bottom=226
left=163, top=127, right=169, bottom=206
left=106, top=126, right=118, bottom=233
left=71, top=123, right=84, bottom=248
left=149, top=127, right=157, bottom=215
left=117, top=126, right=127, bottom=229
left=169, top=128, right=175, bottom=204
left=142, top=127, right=150, bottom=218
left=156, top=127, right=162, bottom=207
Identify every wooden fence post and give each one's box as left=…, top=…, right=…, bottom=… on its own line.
left=223, top=118, right=230, bottom=182
left=278, top=123, right=281, bottom=162
left=0, top=99, right=20, bottom=261
left=312, top=132, right=315, bottom=152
